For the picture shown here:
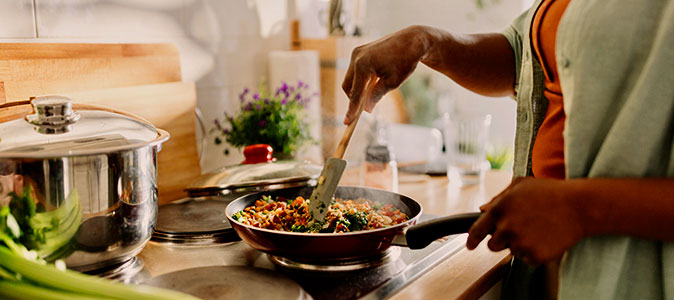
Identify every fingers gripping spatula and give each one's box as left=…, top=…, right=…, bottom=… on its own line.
left=308, top=77, right=380, bottom=223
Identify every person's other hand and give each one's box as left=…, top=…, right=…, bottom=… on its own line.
left=342, top=26, right=429, bottom=124
left=466, top=177, right=586, bottom=265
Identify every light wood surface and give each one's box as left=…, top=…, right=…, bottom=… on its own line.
left=393, top=171, right=513, bottom=300
left=0, top=43, right=181, bottom=102
left=340, top=170, right=513, bottom=299
left=0, top=43, right=200, bottom=203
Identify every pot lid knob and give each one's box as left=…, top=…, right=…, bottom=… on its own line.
left=25, top=96, right=81, bottom=134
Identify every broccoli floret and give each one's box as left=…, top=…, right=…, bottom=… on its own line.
left=291, top=224, right=306, bottom=232
left=344, top=211, right=368, bottom=231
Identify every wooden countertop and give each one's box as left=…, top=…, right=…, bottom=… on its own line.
left=390, top=170, right=513, bottom=300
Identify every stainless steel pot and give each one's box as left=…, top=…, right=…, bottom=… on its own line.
left=0, top=96, right=169, bottom=272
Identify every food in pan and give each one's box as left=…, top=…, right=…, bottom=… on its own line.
left=231, top=195, right=408, bottom=233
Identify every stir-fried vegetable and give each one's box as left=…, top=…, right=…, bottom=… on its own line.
left=233, top=196, right=409, bottom=233
left=0, top=186, right=202, bottom=300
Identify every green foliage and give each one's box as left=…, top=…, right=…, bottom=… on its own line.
left=487, top=145, right=513, bottom=170
left=0, top=189, right=198, bottom=300
left=475, top=0, right=500, bottom=9
left=8, top=186, right=80, bottom=259
left=212, top=81, right=315, bottom=158
left=399, top=74, right=439, bottom=127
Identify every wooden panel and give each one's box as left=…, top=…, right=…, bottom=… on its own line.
left=0, top=43, right=179, bottom=59
left=300, top=37, right=365, bottom=61
left=0, top=43, right=181, bottom=102
left=61, top=82, right=200, bottom=204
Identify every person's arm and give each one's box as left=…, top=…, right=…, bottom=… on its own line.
left=342, top=25, right=516, bottom=125
left=466, top=177, right=674, bottom=265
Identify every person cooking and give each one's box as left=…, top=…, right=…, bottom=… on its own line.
left=340, top=0, right=674, bottom=299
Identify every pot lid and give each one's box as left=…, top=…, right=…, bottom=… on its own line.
left=185, top=160, right=321, bottom=196
left=0, top=96, right=169, bottom=157
left=185, top=144, right=321, bottom=197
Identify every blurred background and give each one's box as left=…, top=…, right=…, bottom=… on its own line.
left=0, top=0, right=534, bottom=174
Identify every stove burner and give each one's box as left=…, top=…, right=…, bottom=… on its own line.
left=153, top=197, right=240, bottom=244
left=156, top=197, right=231, bottom=233
left=268, top=248, right=402, bottom=272
left=83, top=256, right=143, bottom=282
left=142, top=266, right=311, bottom=300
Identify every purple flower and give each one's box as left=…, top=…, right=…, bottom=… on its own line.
left=214, top=119, right=222, bottom=130
left=253, top=93, right=259, bottom=100
left=239, top=88, right=249, bottom=102
left=298, top=80, right=304, bottom=88
left=295, top=93, right=301, bottom=100
left=281, top=98, right=287, bottom=105
left=256, top=104, right=262, bottom=110
left=264, top=98, right=270, bottom=104
left=258, top=120, right=266, bottom=127
left=245, top=102, right=253, bottom=111
left=281, top=82, right=288, bottom=91
left=223, top=128, right=230, bottom=134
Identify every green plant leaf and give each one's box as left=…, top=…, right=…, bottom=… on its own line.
left=212, top=80, right=316, bottom=157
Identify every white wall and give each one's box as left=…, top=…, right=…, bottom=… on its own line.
left=0, top=0, right=293, bottom=172
left=364, top=0, right=526, bottom=149
left=0, top=0, right=528, bottom=172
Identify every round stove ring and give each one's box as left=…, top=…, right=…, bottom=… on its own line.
left=268, top=248, right=401, bottom=272
left=82, top=256, right=144, bottom=283
left=153, top=197, right=240, bottom=244
left=142, top=266, right=310, bottom=300
left=155, top=197, right=232, bottom=233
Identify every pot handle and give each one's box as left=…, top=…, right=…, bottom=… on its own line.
left=0, top=100, right=31, bottom=109
left=405, top=212, right=483, bottom=249
left=194, top=107, right=207, bottom=165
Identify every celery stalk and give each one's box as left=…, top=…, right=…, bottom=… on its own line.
left=0, top=280, right=113, bottom=300
left=0, top=266, right=16, bottom=280
left=0, top=247, right=201, bottom=300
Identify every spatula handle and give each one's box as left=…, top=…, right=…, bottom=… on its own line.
left=334, top=77, right=379, bottom=159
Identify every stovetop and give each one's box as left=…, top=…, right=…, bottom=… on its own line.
left=125, top=215, right=465, bottom=300
left=93, top=197, right=468, bottom=300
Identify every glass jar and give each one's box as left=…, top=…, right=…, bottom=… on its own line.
left=363, top=117, right=398, bottom=192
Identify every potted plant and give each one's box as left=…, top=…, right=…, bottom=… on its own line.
left=212, top=81, right=316, bottom=160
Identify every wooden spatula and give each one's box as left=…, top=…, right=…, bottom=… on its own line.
left=308, top=76, right=380, bottom=223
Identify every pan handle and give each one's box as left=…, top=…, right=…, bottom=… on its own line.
left=405, top=212, right=483, bottom=249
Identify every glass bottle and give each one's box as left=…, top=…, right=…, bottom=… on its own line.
left=363, top=116, right=398, bottom=192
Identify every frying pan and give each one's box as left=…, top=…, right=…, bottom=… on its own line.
left=225, top=186, right=481, bottom=261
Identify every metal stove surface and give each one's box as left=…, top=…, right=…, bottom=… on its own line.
left=132, top=214, right=466, bottom=300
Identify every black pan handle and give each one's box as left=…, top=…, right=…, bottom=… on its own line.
left=405, top=212, right=483, bottom=250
